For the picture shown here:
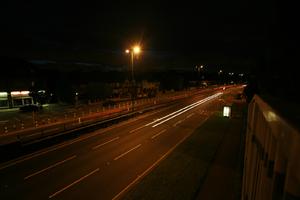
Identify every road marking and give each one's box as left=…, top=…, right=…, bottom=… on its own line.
left=129, top=125, right=145, bottom=133
left=0, top=126, right=118, bottom=171
left=173, top=120, right=183, bottom=127
left=24, top=155, right=76, bottom=180
left=186, top=113, right=194, bottom=119
left=114, top=144, right=142, bottom=161
left=111, top=117, right=210, bottom=200
left=48, top=168, right=99, bottom=199
left=151, top=129, right=167, bottom=139
left=92, top=137, right=119, bottom=150
left=0, top=106, right=170, bottom=171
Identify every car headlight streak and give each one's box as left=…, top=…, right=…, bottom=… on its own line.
left=146, top=92, right=223, bottom=128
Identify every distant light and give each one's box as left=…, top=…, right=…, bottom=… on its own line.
left=11, top=91, right=21, bottom=95
left=75, top=92, right=79, bottom=96
left=11, top=91, right=30, bottom=96
left=0, top=92, right=8, bottom=98
left=223, top=106, right=231, bottom=117
left=38, top=90, right=46, bottom=93
left=200, top=65, right=203, bottom=69
left=133, top=46, right=141, bottom=54
left=239, top=73, right=244, bottom=76
left=21, top=91, right=30, bottom=95
left=125, top=49, right=130, bottom=54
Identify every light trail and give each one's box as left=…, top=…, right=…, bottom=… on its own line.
left=151, top=93, right=222, bottom=127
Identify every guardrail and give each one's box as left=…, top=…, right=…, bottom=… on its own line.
left=0, top=98, right=164, bottom=146
left=0, top=87, right=220, bottom=134
left=242, top=95, right=300, bottom=200
left=1, top=99, right=143, bottom=133
left=0, top=86, right=228, bottom=146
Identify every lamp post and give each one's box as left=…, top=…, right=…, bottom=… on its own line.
left=218, top=69, right=223, bottom=84
left=125, top=45, right=141, bottom=111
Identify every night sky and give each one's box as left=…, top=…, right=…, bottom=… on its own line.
left=0, top=1, right=294, bottom=72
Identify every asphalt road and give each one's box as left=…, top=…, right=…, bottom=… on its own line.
left=0, top=86, right=242, bottom=200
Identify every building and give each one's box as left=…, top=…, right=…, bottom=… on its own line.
left=0, top=91, right=33, bottom=109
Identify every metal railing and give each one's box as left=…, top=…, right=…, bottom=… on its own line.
left=0, top=86, right=227, bottom=146
left=242, top=95, right=300, bottom=200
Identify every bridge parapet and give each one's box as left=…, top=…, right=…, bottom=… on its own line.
left=242, top=95, right=300, bottom=200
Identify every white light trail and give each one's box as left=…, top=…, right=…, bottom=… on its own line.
left=151, top=93, right=222, bottom=127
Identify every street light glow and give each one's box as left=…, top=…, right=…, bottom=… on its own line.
left=133, top=46, right=141, bottom=54
left=124, top=44, right=142, bottom=111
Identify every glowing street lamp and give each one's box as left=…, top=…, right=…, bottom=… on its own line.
left=125, top=45, right=141, bottom=111
left=133, top=46, right=140, bottom=54
left=125, top=45, right=141, bottom=82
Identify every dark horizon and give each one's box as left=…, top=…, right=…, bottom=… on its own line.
left=0, top=1, right=283, bottom=68
left=0, top=1, right=298, bottom=100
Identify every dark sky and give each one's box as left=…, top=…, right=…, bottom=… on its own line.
left=0, top=1, right=286, bottom=71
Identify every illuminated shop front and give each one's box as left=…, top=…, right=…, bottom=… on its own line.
left=0, top=91, right=33, bottom=108
left=0, top=92, right=9, bottom=108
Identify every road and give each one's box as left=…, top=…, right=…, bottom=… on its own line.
left=0, top=86, right=242, bottom=200
left=0, top=88, right=203, bottom=134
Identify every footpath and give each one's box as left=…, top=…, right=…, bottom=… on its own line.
left=122, top=94, right=247, bottom=200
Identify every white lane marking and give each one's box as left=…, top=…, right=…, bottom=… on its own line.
left=186, top=113, right=195, bottom=119
left=114, top=144, right=142, bottom=161
left=92, top=137, right=120, bottom=150
left=0, top=126, right=119, bottom=171
left=0, top=108, right=166, bottom=171
left=129, top=125, right=146, bottom=133
left=48, top=168, right=99, bottom=199
left=152, top=93, right=222, bottom=127
left=24, top=155, right=76, bottom=180
left=111, top=117, right=210, bottom=200
left=0, top=93, right=220, bottom=171
left=173, top=120, right=182, bottom=127
left=151, top=129, right=167, bottom=139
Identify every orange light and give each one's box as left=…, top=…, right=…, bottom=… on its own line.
left=133, top=46, right=141, bottom=54
left=11, top=91, right=30, bottom=96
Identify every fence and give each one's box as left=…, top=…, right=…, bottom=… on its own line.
left=0, top=87, right=217, bottom=134
left=0, top=86, right=229, bottom=146
left=0, top=97, right=159, bottom=134
left=242, top=95, right=300, bottom=200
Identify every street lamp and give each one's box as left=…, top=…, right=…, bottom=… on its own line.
left=218, top=70, right=223, bottom=84
left=125, top=45, right=141, bottom=111
left=125, top=45, right=141, bottom=82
